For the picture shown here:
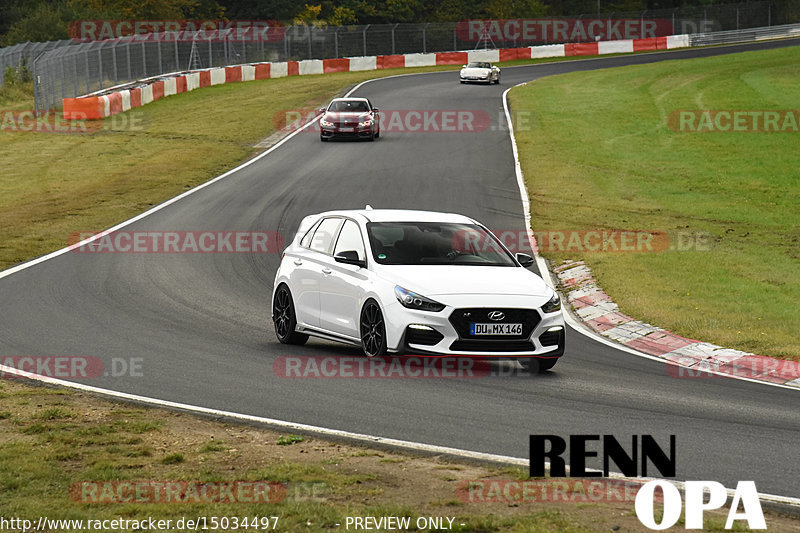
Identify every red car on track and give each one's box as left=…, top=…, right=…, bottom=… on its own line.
left=319, top=97, right=381, bottom=142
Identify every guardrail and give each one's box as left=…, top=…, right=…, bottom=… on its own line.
left=59, top=35, right=690, bottom=120
left=690, top=21, right=800, bottom=46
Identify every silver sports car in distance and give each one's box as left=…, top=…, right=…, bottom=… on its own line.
left=460, top=62, right=500, bottom=84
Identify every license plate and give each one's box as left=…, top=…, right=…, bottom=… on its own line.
left=339, top=127, right=354, bottom=132
left=470, top=323, right=522, bottom=336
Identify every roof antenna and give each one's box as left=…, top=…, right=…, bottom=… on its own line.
left=365, top=204, right=373, bottom=210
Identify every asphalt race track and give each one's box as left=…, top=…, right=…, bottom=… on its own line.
left=1, top=39, right=799, bottom=499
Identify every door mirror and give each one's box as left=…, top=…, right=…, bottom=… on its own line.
left=516, top=253, right=534, bottom=267
left=372, top=107, right=379, bottom=112
left=334, top=250, right=366, bottom=268
left=317, top=107, right=326, bottom=115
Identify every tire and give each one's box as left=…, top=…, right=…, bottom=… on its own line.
left=375, top=128, right=380, bottom=139
left=360, top=299, right=387, bottom=357
left=495, top=76, right=500, bottom=85
left=272, top=284, right=309, bottom=345
left=368, top=131, right=375, bottom=142
left=320, top=135, right=328, bottom=142
left=519, top=358, right=557, bottom=374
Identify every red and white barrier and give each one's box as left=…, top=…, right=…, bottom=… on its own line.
left=666, top=34, right=689, bottom=48
left=468, top=49, right=500, bottom=63
left=299, top=59, right=324, bottom=75
left=530, top=44, right=565, bottom=58
left=63, top=35, right=689, bottom=120
left=349, top=56, right=377, bottom=71
left=598, top=39, right=634, bottom=54
left=404, top=53, right=436, bottom=67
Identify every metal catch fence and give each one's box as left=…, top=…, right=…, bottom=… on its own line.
left=0, top=40, right=74, bottom=86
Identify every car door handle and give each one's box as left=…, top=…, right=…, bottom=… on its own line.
left=293, top=259, right=303, bottom=266
left=322, top=268, right=332, bottom=275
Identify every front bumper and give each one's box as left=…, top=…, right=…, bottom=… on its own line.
left=383, top=298, right=565, bottom=358
left=320, top=125, right=374, bottom=139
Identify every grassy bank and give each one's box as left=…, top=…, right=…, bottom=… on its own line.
left=511, top=46, right=800, bottom=360
left=2, top=378, right=794, bottom=532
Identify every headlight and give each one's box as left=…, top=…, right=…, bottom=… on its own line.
left=358, top=120, right=372, bottom=127
left=541, top=292, right=561, bottom=314
left=394, top=286, right=445, bottom=312
left=320, top=119, right=334, bottom=127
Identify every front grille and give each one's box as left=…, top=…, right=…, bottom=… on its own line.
left=450, top=339, right=536, bottom=352
left=449, top=308, right=541, bottom=340
left=405, top=326, right=444, bottom=346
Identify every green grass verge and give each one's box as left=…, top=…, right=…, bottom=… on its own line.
left=511, top=45, right=800, bottom=360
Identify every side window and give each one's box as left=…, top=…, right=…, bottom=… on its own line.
left=333, top=220, right=366, bottom=261
left=309, top=218, right=342, bottom=254
left=299, top=220, right=320, bottom=248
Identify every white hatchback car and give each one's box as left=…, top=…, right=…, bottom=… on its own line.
left=272, top=208, right=565, bottom=372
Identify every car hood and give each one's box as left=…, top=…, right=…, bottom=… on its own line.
left=324, top=112, right=370, bottom=121
left=375, top=264, right=551, bottom=298
left=461, top=67, right=490, bottom=76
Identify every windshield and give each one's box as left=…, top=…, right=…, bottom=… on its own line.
left=328, top=100, right=370, bottom=112
left=366, top=222, right=517, bottom=266
left=466, top=62, right=490, bottom=68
